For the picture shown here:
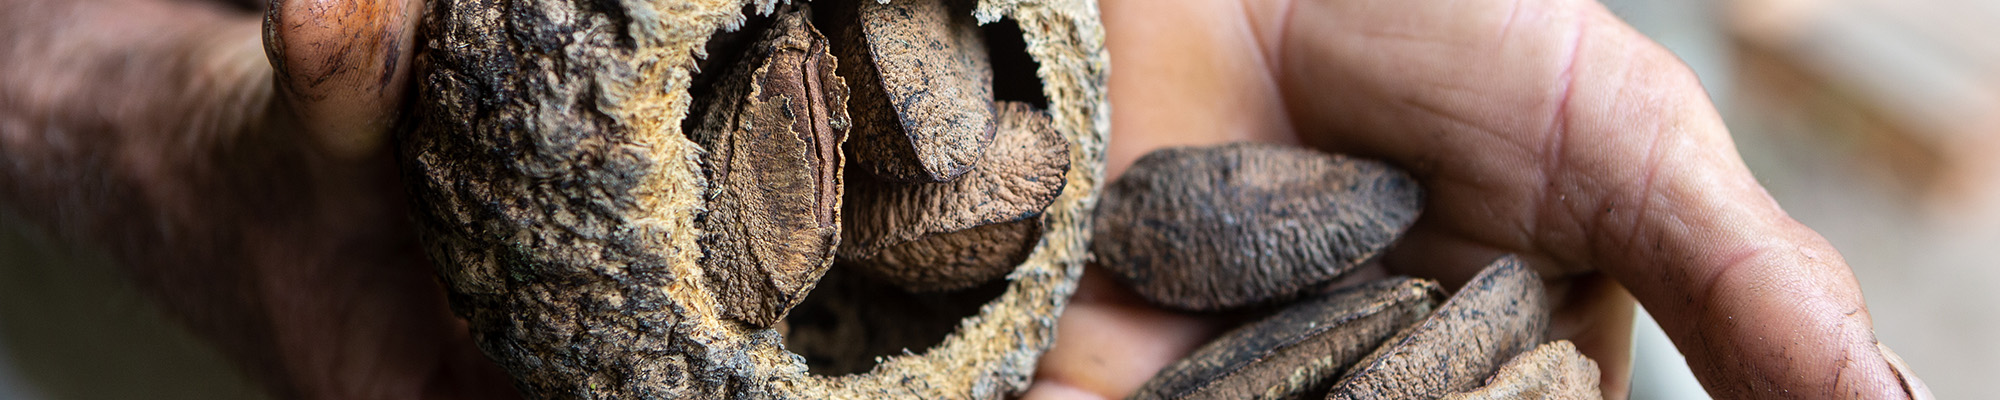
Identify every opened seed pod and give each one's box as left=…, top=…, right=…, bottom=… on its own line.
left=398, top=0, right=1107, bottom=398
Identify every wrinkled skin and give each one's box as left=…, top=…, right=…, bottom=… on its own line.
left=1030, top=1, right=1927, bottom=399
left=0, top=0, right=1929, bottom=399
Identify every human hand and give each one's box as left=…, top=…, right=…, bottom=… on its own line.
left=0, top=0, right=516, bottom=397
left=1, top=0, right=1935, bottom=398
left=1027, top=0, right=1932, bottom=399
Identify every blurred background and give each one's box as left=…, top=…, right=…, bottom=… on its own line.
left=1, top=0, right=1995, bottom=398
left=1608, top=0, right=2000, bottom=398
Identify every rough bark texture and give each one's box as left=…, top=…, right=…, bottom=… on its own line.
left=1130, top=277, right=1443, bottom=400
left=1094, top=143, right=1424, bottom=311
left=1324, top=256, right=1550, bottom=400
left=839, top=101, right=1069, bottom=292
left=827, top=0, right=998, bottom=182
left=399, top=0, right=1109, bottom=398
left=686, top=5, right=848, bottom=328
left=1440, top=341, right=1602, bottom=400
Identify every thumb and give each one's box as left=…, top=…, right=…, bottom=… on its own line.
left=1254, top=0, right=1927, bottom=397
left=263, top=0, right=421, bottom=158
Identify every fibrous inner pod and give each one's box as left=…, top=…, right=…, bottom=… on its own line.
left=827, top=0, right=998, bottom=182
left=686, top=4, right=848, bottom=328
left=778, top=266, right=1008, bottom=375
left=1130, top=277, right=1443, bottom=400
left=1325, top=255, right=1551, bottom=400
left=1093, top=142, right=1423, bottom=311
left=839, top=101, right=1070, bottom=292
left=1440, top=341, right=1602, bottom=400
left=398, top=0, right=1109, bottom=398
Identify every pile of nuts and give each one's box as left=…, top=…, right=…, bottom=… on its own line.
left=1094, top=143, right=1602, bottom=400
left=684, top=1, right=1068, bottom=328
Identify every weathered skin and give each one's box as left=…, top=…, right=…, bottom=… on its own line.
left=399, top=0, right=1109, bottom=398
left=1130, top=277, right=1442, bottom=400
left=1440, top=341, right=1602, bottom=400
left=840, top=101, right=1070, bottom=292
left=1094, top=143, right=1424, bottom=311
left=1325, top=256, right=1550, bottom=400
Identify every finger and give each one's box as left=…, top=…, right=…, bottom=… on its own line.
left=1878, top=343, right=1936, bottom=400
left=1031, top=268, right=1231, bottom=399
left=1546, top=273, right=1635, bottom=400
left=264, top=0, right=421, bottom=158
left=1100, top=0, right=1297, bottom=177
left=1255, top=0, right=1911, bottom=398
left=1380, top=218, right=1514, bottom=287
left=1021, top=380, right=1110, bottom=400
left=2, top=0, right=271, bottom=146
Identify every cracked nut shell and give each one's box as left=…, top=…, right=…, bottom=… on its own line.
left=1324, top=255, right=1551, bottom=400
left=397, top=0, right=1108, bottom=398
left=1440, top=340, right=1602, bottom=400
left=1131, top=277, right=1443, bottom=400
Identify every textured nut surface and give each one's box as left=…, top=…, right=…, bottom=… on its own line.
left=1324, top=256, right=1550, bottom=400
left=829, top=0, right=997, bottom=183
left=840, top=101, right=1069, bottom=291
left=400, top=0, right=1108, bottom=398
left=1131, top=277, right=1442, bottom=400
left=1440, top=341, right=1602, bottom=400
left=1094, top=143, right=1423, bottom=311
left=686, top=5, right=848, bottom=327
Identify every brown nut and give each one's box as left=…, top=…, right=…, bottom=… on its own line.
left=827, top=0, right=998, bottom=182
left=1094, top=143, right=1423, bottom=311
left=839, top=101, right=1069, bottom=291
left=1324, top=255, right=1550, bottom=400
left=686, top=5, right=848, bottom=327
left=1439, top=341, right=1602, bottom=400
left=1131, top=277, right=1443, bottom=400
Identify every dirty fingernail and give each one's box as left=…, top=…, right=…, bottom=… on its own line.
left=262, top=0, right=420, bottom=157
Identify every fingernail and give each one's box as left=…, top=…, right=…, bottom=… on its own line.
left=1876, top=342, right=1934, bottom=400
left=262, top=0, right=421, bottom=158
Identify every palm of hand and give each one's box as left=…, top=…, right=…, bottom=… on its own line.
left=1030, top=0, right=1914, bottom=399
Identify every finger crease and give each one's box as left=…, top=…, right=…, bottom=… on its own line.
left=1532, top=10, right=1588, bottom=263
left=1696, top=244, right=1769, bottom=327
left=1606, top=100, right=1671, bottom=279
